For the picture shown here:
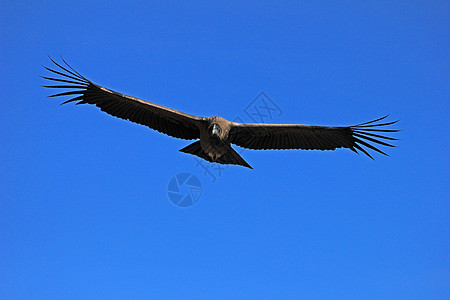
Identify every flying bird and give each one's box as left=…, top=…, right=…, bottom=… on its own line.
left=43, top=58, right=399, bottom=169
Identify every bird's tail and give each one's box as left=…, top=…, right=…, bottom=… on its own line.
left=217, top=145, right=253, bottom=169
left=179, top=141, right=252, bottom=169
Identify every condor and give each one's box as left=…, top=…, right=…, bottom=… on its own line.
left=43, top=58, right=398, bottom=169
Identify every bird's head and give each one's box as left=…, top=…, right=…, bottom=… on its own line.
left=208, top=123, right=222, bottom=140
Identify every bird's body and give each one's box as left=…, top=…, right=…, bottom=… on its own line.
left=43, top=58, right=398, bottom=169
left=199, top=117, right=230, bottom=161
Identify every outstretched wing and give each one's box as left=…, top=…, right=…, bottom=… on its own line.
left=42, top=57, right=202, bottom=140
left=228, top=116, right=399, bottom=159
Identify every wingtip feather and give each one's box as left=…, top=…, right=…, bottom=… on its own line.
left=350, top=115, right=399, bottom=159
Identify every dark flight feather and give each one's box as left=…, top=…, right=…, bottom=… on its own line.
left=228, top=115, right=398, bottom=159
left=43, top=58, right=202, bottom=140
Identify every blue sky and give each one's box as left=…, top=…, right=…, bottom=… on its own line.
left=1, top=1, right=448, bottom=299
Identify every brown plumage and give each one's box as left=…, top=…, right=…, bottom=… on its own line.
left=43, top=58, right=399, bottom=169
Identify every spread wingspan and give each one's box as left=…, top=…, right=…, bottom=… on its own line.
left=228, top=115, right=399, bottom=159
left=43, top=57, right=202, bottom=140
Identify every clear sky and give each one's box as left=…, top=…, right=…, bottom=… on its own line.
left=1, top=1, right=448, bottom=299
